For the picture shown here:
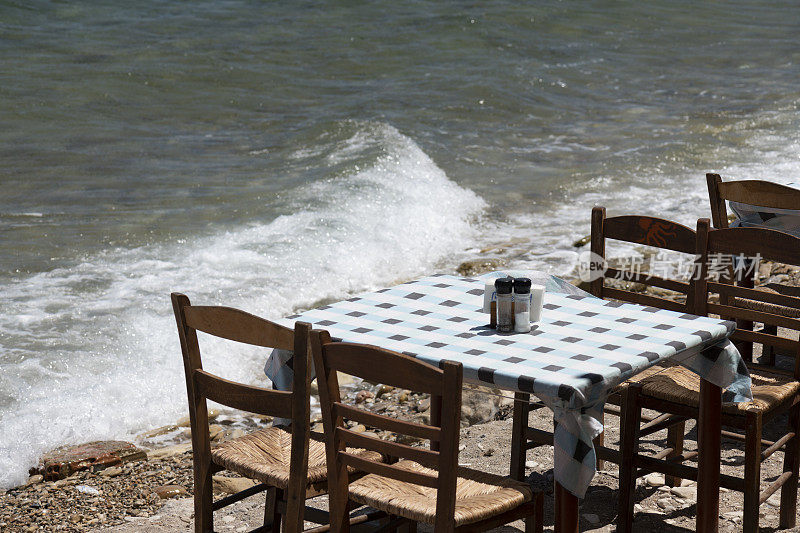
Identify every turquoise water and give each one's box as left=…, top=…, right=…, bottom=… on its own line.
left=1, top=0, right=799, bottom=486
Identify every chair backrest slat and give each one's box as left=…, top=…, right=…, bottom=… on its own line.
left=335, top=426, right=440, bottom=469
left=705, top=227, right=800, bottom=266
left=604, top=268, right=690, bottom=294
left=730, top=328, right=800, bottom=354
left=591, top=207, right=696, bottom=312
left=334, top=402, right=442, bottom=442
left=338, top=451, right=439, bottom=488
left=603, top=214, right=697, bottom=253
left=323, top=343, right=444, bottom=394
left=194, top=369, right=293, bottom=419
left=708, top=282, right=800, bottom=309
left=183, top=305, right=295, bottom=350
left=602, top=287, right=688, bottom=313
left=707, top=303, right=800, bottom=333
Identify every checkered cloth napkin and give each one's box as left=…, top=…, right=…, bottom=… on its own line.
left=266, top=274, right=752, bottom=498
left=730, top=188, right=800, bottom=238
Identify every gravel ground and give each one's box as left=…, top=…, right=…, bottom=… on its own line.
left=3, top=383, right=799, bottom=533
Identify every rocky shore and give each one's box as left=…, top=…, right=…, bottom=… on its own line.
left=3, top=249, right=800, bottom=532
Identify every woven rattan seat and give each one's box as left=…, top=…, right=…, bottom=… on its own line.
left=212, top=426, right=381, bottom=489
left=633, top=364, right=800, bottom=414
left=348, top=460, right=533, bottom=527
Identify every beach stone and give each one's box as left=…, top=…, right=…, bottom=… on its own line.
left=645, top=473, right=665, bottom=487
left=99, top=466, right=123, bottom=477
left=213, top=476, right=256, bottom=495
left=656, top=498, right=674, bottom=511
left=670, top=486, right=697, bottom=500
left=525, top=460, right=539, bottom=469
left=375, top=385, right=394, bottom=398
left=227, top=428, right=246, bottom=440
left=722, top=511, right=742, bottom=522
left=456, top=258, right=507, bottom=277
left=766, top=493, right=781, bottom=507
left=146, top=442, right=192, bottom=460
left=572, top=235, right=591, bottom=248
left=140, top=425, right=179, bottom=439
left=26, top=475, right=43, bottom=486
left=153, top=484, right=189, bottom=499
left=352, top=424, right=366, bottom=433
left=582, top=513, right=600, bottom=525
left=355, top=390, right=374, bottom=404
left=460, top=386, right=513, bottom=426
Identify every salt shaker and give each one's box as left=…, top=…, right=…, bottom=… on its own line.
left=495, top=277, right=514, bottom=332
left=513, top=277, right=532, bottom=333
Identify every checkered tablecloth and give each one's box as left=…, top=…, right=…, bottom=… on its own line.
left=266, top=273, right=752, bottom=498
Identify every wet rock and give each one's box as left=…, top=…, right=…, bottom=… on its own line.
left=572, top=235, right=591, bottom=248
left=140, top=425, right=179, bottom=439
left=456, top=258, right=507, bottom=277
left=213, top=476, right=256, bottom=495
left=38, top=441, right=146, bottom=481
left=153, top=485, right=189, bottom=499
left=375, top=385, right=395, bottom=398
left=146, top=442, right=192, bottom=460
left=26, top=475, right=43, bottom=486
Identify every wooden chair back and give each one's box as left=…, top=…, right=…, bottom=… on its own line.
left=590, top=206, right=697, bottom=313
left=693, top=220, right=800, bottom=379
left=311, top=329, right=463, bottom=533
left=171, top=293, right=312, bottom=531
left=706, top=173, right=800, bottom=229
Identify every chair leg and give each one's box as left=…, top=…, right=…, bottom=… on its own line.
left=665, top=421, right=686, bottom=487
left=194, top=463, right=214, bottom=533
left=594, top=409, right=605, bottom=471
left=743, top=410, right=762, bottom=533
left=525, top=492, right=544, bottom=533
left=510, top=392, right=531, bottom=481
left=263, top=487, right=278, bottom=531
left=780, top=402, right=800, bottom=528
left=617, top=384, right=642, bottom=533
left=270, top=488, right=284, bottom=533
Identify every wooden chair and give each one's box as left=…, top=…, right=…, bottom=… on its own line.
left=172, top=294, right=380, bottom=533
left=616, top=220, right=800, bottom=532
left=707, top=172, right=800, bottom=364
left=311, top=329, right=544, bottom=533
left=510, top=207, right=697, bottom=481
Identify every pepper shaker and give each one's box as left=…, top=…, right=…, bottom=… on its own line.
left=495, top=277, right=514, bottom=333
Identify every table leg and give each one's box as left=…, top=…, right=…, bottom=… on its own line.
left=696, top=379, right=722, bottom=533
left=554, top=481, right=579, bottom=533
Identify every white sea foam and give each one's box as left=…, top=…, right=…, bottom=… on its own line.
left=0, top=123, right=486, bottom=488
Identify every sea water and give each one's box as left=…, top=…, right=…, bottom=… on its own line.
left=1, top=0, right=799, bottom=487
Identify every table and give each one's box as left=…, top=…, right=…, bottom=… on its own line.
left=269, top=273, right=752, bottom=532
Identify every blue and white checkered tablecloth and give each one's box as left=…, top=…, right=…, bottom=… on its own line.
left=266, top=273, right=752, bottom=498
